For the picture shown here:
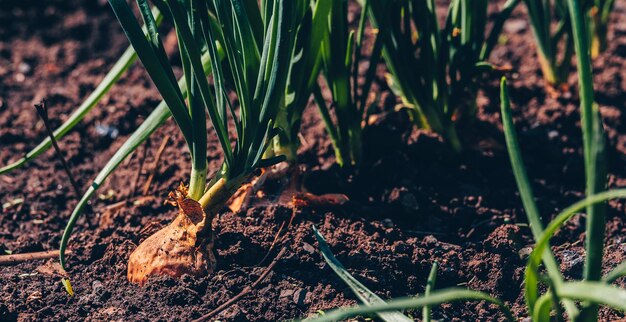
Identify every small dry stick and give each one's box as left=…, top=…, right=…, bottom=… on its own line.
left=192, top=246, right=288, bottom=322
left=0, top=249, right=72, bottom=266
left=257, top=208, right=296, bottom=266
left=34, top=100, right=81, bottom=197
left=142, top=135, right=170, bottom=196
left=130, top=138, right=151, bottom=197
left=256, top=221, right=287, bottom=267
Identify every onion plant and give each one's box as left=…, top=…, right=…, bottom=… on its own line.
left=59, top=0, right=300, bottom=285
left=365, top=0, right=519, bottom=152
left=314, top=0, right=383, bottom=168
left=523, top=0, right=575, bottom=87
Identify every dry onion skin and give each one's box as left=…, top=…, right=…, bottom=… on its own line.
left=128, top=185, right=215, bottom=286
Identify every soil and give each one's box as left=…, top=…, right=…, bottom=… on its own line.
left=2, top=0, right=626, bottom=321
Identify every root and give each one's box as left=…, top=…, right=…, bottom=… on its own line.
left=226, top=163, right=349, bottom=212
left=127, top=184, right=215, bottom=286
left=545, top=82, right=570, bottom=99
left=292, top=192, right=349, bottom=209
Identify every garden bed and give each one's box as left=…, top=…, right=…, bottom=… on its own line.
left=2, top=0, right=626, bottom=321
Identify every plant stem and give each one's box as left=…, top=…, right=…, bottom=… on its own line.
left=423, top=261, right=438, bottom=322
left=198, top=174, right=250, bottom=219
left=589, top=2, right=611, bottom=58
left=313, top=83, right=343, bottom=166
left=188, top=164, right=207, bottom=200
left=537, top=50, right=559, bottom=86
left=569, top=0, right=605, bottom=280
left=348, top=123, right=362, bottom=167
left=272, top=134, right=297, bottom=164
left=184, top=1, right=208, bottom=202
left=443, top=122, right=462, bottom=153
left=568, top=0, right=606, bottom=319
left=500, top=78, right=579, bottom=318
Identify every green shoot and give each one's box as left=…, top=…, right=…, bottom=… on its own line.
left=523, top=0, right=574, bottom=87
left=501, top=2, right=609, bottom=311
left=312, top=226, right=412, bottom=322
left=501, top=0, right=607, bottom=318
left=567, top=0, right=606, bottom=282
left=500, top=77, right=578, bottom=318
left=315, top=0, right=383, bottom=168
left=366, top=0, right=519, bottom=152
left=422, top=262, right=438, bottom=322
left=271, top=0, right=331, bottom=163
left=568, top=0, right=607, bottom=319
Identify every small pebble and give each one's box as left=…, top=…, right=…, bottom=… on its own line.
left=302, top=242, right=315, bottom=254
left=95, top=123, right=119, bottom=139
left=547, top=130, right=559, bottom=139
left=18, top=62, right=31, bottom=74
left=92, top=280, right=104, bottom=296
left=561, top=249, right=584, bottom=272
left=504, top=19, right=527, bottom=33
left=279, top=289, right=294, bottom=299
left=518, top=247, right=533, bottom=260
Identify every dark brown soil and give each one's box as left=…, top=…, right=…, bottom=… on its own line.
left=3, top=0, right=626, bottom=321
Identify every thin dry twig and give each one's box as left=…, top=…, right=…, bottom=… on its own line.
left=256, top=221, right=286, bottom=267
left=192, top=246, right=288, bottom=322
left=257, top=207, right=297, bottom=266
left=131, top=138, right=151, bottom=198
left=0, top=250, right=72, bottom=266
left=141, top=135, right=170, bottom=196
left=34, top=99, right=81, bottom=197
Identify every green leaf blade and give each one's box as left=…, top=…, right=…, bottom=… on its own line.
left=312, top=226, right=413, bottom=322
